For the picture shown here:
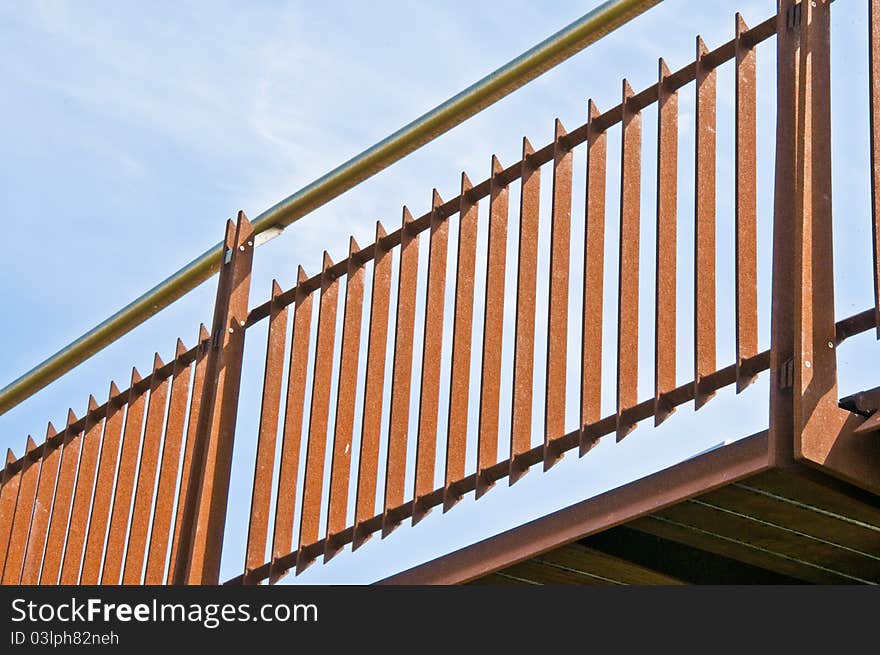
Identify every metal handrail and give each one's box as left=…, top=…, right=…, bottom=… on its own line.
left=0, top=0, right=661, bottom=415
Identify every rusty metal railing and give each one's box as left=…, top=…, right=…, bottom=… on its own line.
left=0, top=0, right=662, bottom=417
left=1, top=0, right=873, bottom=586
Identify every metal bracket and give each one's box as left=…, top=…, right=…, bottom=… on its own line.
left=777, top=357, right=794, bottom=389
left=786, top=2, right=802, bottom=31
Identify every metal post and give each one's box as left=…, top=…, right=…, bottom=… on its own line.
left=173, top=212, right=254, bottom=585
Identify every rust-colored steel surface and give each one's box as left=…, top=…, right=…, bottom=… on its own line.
left=654, top=59, right=677, bottom=426
left=326, top=239, right=365, bottom=559
left=144, top=342, right=192, bottom=584
left=581, top=100, right=607, bottom=456
left=60, top=395, right=103, bottom=584
left=544, top=119, right=573, bottom=470
left=1, top=437, right=40, bottom=584
left=298, top=252, right=340, bottom=572
left=511, top=137, right=540, bottom=484
left=872, top=0, right=880, bottom=337
left=617, top=80, right=642, bottom=441
left=414, top=190, right=449, bottom=525
left=445, top=173, right=478, bottom=510
left=353, top=222, right=392, bottom=549
left=694, top=36, right=718, bottom=410
left=476, top=156, right=508, bottom=498
left=6, top=4, right=874, bottom=587
left=735, top=14, right=759, bottom=391
left=384, top=207, right=419, bottom=535
left=245, top=282, right=288, bottom=580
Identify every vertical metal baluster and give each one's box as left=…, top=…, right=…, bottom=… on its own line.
left=414, top=190, right=448, bottom=525
left=1, top=437, right=40, bottom=584
left=476, top=156, right=508, bottom=497
left=0, top=449, right=20, bottom=578
left=510, top=137, right=540, bottom=484
left=20, top=424, right=59, bottom=584
left=617, top=80, right=642, bottom=441
left=871, top=0, right=880, bottom=336
left=581, top=101, right=607, bottom=456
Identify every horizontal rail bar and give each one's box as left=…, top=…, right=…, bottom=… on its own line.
left=221, top=307, right=878, bottom=585
left=0, top=0, right=663, bottom=416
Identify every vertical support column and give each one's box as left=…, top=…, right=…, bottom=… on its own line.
left=174, top=212, right=254, bottom=585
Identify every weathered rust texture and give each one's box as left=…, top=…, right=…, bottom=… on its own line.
left=414, top=190, right=448, bottom=525
left=581, top=101, right=607, bottom=455
left=617, top=80, right=641, bottom=441
left=544, top=119, right=573, bottom=470
left=60, top=395, right=104, bottom=584
left=476, top=156, right=508, bottom=498
left=325, top=238, right=365, bottom=561
left=1, top=437, right=40, bottom=584
left=735, top=14, right=759, bottom=391
left=510, top=137, right=540, bottom=483
left=123, top=355, right=170, bottom=584
left=144, top=341, right=193, bottom=584
left=353, top=222, right=392, bottom=549
left=654, top=59, right=678, bottom=426
left=445, top=173, right=478, bottom=510
left=167, top=324, right=210, bottom=584
left=298, top=252, right=340, bottom=573
left=694, top=36, right=717, bottom=410
left=0, top=449, right=21, bottom=580
left=20, top=423, right=61, bottom=585
left=40, top=409, right=82, bottom=584
left=244, top=282, right=288, bottom=581
left=102, top=369, right=147, bottom=584
left=79, top=382, right=125, bottom=584
left=383, top=206, right=419, bottom=536
left=270, top=265, right=312, bottom=581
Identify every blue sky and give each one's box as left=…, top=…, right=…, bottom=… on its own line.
left=1, top=1, right=878, bottom=584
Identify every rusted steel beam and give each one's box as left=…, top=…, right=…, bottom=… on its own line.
left=617, top=80, right=641, bottom=441
left=325, top=239, right=366, bottom=560
left=20, top=423, right=60, bottom=584
left=40, top=410, right=82, bottom=584
left=353, top=222, right=392, bottom=550
left=581, top=100, right=607, bottom=455
left=144, top=341, right=193, bottom=584
left=187, top=213, right=254, bottom=585
left=511, top=137, right=540, bottom=483
left=654, top=59, right=677, bottom=426
left=383, top=206, right=419, bottom=537
left=1, top=437, right=40, bottom=584
left=476, top=157, right=509, bottom=498
left=269, top=266, right=312, bottom=582
left=298, top=252, right=340, bottom=573
left=735, top=14, right=759, bottom=391
left=166, top=324, right=210, bottom=584
left=445, top=173, right=478, bottom=510
left=80, top=382, right=126, bottom=584
left=790, top=1, right=848, bottom=467
left=60, top=395, right=104, bottom=584
left=544, top=120, right=573, bottom=470
left=0, top=448, right=21, bottom=580
left=867, top=5, right=880, bottom=313
left=414, top=190, right=449, bottom=524
left=694, top=36, right=717, bottom=410
left=244, top=282, right=288, bottom=581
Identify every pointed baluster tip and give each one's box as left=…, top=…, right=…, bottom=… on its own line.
left=432, top=188, right=444, bottom=209
left=659, top=57, right=670, bottom=78
left=622, top=78, right=634, bottom=98
left=152, top=353, right=165, bottom=371
left=554, top=117, right=567, bottom=139
left=271, top=279, right=283, bottom=296
left=296, top=265, right=308, bottom=284
left=26, top=435, right=38, bottom=454
left=6, top=448, right=16, bottom=465
left=375, top=220, right=388, bottom=240
left=402, top=205, right=414, bottom=225
left=223, top=219, right=236, bottom=246
left=109, top=380, right=121, bottom=400
left=736, top=13, right=749, bottom=35
left=522, top=136, right=535, bottom=156
left=87, top=394, right=99, bottom=412
left=697, top=35, right=708, bottom=56
left=66, top=408, right=78, bottom=426
left=175, top=338, right=187, bottom=357
left=198, top=323, right=210, bottom=342
left=491, top=154, right=503, bottom=176
left=131, top=367, right=142, bottom=385
left=322, top=251, right=334, bottom=271
left=46, top=422, right=57, bottom=439
left=461, top=171, right=473, bottom=190
left=349, top=236, right=361, bottom=255
left=588, top=98, right=600, bottom=120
